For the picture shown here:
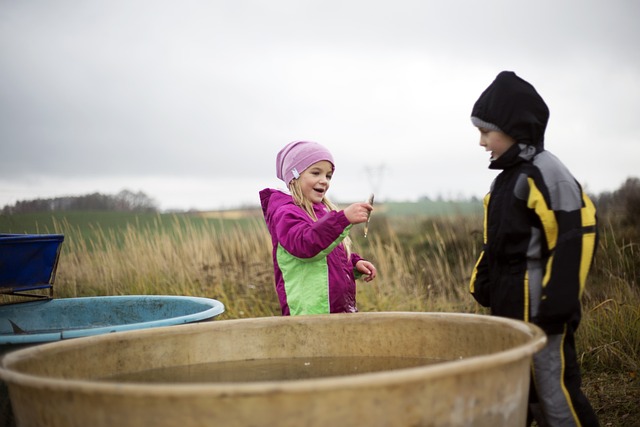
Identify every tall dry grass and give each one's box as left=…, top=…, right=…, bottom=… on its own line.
left=52, top=215, right=278, bottom=317
left=577, top=219, right=640, bottom=374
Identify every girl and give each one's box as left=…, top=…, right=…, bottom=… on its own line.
left=259, top=140, right=377, bottom=315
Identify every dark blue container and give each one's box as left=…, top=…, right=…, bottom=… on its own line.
left=0, top=234, right=64, bottom=299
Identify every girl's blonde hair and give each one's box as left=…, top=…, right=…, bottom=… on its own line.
left=289, top=179, right=353, bottom=258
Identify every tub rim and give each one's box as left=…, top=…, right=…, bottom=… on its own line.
left=0, top=312, right=546, bottom=396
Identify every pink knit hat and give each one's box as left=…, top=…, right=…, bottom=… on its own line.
left=276, top=140, right=335, bottom=185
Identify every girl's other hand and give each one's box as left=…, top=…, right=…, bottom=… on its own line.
left=355, top=260, right=377, bottom=282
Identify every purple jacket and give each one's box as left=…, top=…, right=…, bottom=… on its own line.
left=259, top=188, right=363, bottom=315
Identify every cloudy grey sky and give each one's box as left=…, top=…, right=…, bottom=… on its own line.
left=1, top=1, right=638, bottom=211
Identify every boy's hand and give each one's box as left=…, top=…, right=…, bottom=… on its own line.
left=355, top=260, right=377, bottom=282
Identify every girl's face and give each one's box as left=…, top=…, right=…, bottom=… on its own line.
left=478, top=128, right=516, bottom=161
left=298, top=160, right=333, bottom=204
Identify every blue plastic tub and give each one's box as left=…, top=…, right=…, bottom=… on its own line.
left=0, top=295, right=225, bottom=348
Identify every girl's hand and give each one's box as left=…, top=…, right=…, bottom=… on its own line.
left=356, top=260, right=377, bottom=282
left=343, top=202, right=373, bottom=224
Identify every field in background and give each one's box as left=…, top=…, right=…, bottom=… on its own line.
left=1, top=201, right=638, bottom=424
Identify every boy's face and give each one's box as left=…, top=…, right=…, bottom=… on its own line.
left=477, top=128, right=516, bottom=161
left=298, top=160, right=333, bottom=204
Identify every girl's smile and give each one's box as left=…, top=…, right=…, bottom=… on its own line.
left=298, top=160, right=333, bottom=204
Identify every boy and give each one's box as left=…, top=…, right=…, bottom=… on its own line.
left=469, top=71, right=600, bottom=427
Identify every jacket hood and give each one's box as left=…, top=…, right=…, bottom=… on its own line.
left=471, top=71, right=549, bottom=149
left=260, top=188, right=295, bottom=223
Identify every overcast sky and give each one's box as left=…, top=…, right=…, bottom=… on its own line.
left=1, top=1, right=638, bottom=211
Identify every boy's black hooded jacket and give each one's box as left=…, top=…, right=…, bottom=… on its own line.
left=469, top=71, right=597, bottom=334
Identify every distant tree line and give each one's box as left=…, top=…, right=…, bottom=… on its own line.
left=1, top=190, right=158, bottom=214
left=1, top=178, right=638, bottom=220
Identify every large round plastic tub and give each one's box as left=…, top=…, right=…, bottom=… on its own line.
left=0, top=312, right=545, bottom=427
